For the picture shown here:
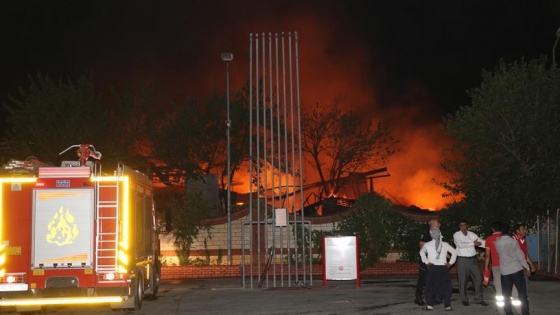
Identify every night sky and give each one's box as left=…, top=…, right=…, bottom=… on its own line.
left=2, top=0, right=559, bottom=209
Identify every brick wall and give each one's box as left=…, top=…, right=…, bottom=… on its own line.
left=161, top=262, right=422, bottom=280
left=159, top=204, right=440, bottom=274
left=161, top=262, right=495, bottom=280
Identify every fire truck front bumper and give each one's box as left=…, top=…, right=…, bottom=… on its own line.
left=0, top=295, right=124, bottom=307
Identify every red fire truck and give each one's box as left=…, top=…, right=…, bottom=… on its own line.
left=0, top=144, right=160, bottom=312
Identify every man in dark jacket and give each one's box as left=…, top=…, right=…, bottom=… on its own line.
left=415, top=218, right=440, bottom=305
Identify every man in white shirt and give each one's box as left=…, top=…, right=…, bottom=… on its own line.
left=452, top=219, right=488, bottom=306
left=419, top=228, right=457, bottom=311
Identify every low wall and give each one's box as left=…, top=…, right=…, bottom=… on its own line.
left=161, top=262, right=494, bottom=280
left=162, top=262, right=422, bottom=280
left=159, top=207, right=438, bottom=266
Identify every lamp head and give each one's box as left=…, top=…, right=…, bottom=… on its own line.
left=556, top=27, right=560, bottom=38
left=221, top=52, right=234, bottom=61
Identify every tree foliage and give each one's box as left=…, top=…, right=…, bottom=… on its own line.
left=441, top=57, right=560, bottom=224
left=150, top=96, right=225, bottom=184
left=334, top=193, right=422, bottom=268
left=168, top=192, right=211, bottom=265
left=149, top=84, right=251, bottom=216
left=2, top=73, right=158, bottom=170
left=301, top=100, right=398, bottom=196
left=4, top=73, right=99, bottom=161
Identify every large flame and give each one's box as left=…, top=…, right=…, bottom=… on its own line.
left=208, top=6, right=457, bottom=210
left=96, top=3, right=460, bottom=211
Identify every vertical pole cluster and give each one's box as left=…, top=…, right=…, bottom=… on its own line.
left=244, top=32, right=308, bottom=288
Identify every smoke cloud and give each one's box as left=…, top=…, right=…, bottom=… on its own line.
left=107, top=1, right=456, bottom=210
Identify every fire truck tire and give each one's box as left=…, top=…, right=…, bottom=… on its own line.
left=146, top=260, right=161, bottom=299
left=134, top=271, right=144, bottom=311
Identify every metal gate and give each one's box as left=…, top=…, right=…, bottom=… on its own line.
left=537, top=209, right=559, bottom=274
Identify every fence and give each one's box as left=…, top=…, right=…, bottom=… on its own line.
left=537, top=209, right=559, bottom=274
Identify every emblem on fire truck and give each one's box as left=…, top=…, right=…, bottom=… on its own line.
left=46, top=207, right=80, bottom=246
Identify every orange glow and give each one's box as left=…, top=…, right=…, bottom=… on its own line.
left=374, top=105, right=458, bottom=210
left=103, top=6, right=461, bottom=211
left=207, top=9, right=458, bottom=210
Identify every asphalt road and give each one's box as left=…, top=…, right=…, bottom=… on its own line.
left=2, top=277, right=559, bottom=314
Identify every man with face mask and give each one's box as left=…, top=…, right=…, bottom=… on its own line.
left=419, top=227, right=457, bottom=311
left=415, top=218, right=441, bottom=305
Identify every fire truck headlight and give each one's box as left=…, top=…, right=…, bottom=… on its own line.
left=6, top=275, right=16, bottom=283
left=104, top=273, right=115, bottom=281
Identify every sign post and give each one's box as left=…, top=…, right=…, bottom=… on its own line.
left=322, top=236, right=360, bottom=287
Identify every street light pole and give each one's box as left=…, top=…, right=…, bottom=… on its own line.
left=221, top=52, right=233, bottom=265
left=553, top=27, right=560, bottom=65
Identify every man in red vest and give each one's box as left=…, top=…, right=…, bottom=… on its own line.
left=484, top=221, right=503, bottom=299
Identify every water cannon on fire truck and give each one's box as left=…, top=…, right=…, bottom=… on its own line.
left=59, top=143, right=102, bottom=167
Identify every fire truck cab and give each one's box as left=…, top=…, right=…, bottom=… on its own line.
left=0, top=144, right=160, bottom=312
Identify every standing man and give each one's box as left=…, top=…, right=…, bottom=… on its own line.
left=495, top=223, right=530, bottom=315
left=484, top=222, right=503, bottom=301
left=453, top=219, right=489, bottom=306
left=419, top=227, right=457, bottom=311
left=512, top=223, right=535, bottom=295
left=415, top=218, right=440, bottom=305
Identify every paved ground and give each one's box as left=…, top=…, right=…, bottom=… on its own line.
left=2, top=276, right=558, bottom=314
left=154, top=275, right=560, bottom=314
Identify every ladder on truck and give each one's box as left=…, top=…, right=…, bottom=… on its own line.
left=95, top=165, right=122, bottom=273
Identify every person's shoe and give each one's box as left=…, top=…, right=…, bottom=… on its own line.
left=477, top=301, right=489, bottom=306
left=422, top=305, right=434, bottom=311
left=415, top=295, right=426, bottom=306
left=462, top=301, right=470, bottom=306
left=445, top=306, right=453, bottom=311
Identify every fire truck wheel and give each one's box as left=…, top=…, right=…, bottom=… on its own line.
left=134, top=271, right=144, bottom=311
left=146, top=260, right=161, bottom=299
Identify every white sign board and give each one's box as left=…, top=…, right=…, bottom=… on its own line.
left=275, top=208, right=287, bottom=227
left=323, top=236, right=359, bottom=282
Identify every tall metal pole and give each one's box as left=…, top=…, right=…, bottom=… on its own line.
left=226, top=61, right=231, bottom=265
left=553, top=27, right=560, bottom=65
left=221, top=52, right=233, bottom=265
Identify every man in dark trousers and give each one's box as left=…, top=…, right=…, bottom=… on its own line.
left=495, top=223, right=531, bottom=315
left=419, top=227, right=457, bottom=311
left=512, top=223, right=535, bottom=296
left=415, top=218, right=440, bottom=305
left=453, top=219, right=489, bottom=306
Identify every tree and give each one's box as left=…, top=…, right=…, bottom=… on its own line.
left=168, top=192, right=211, bottom=265
left=441, top=57, right=560, bottom=224
left=2, top=73, right=159, bottom=170
left=3, top=73, right=100, bottom=161
left=150, top=87, right=251, bottom=182
left=150, top=96, right=224, bottom=185
left=334, top=192, right=420, bottom=268
left=301, top=99, right=397, bottom=196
